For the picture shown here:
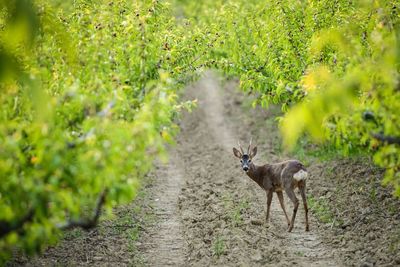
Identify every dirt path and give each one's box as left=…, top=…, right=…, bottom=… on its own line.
left=148, top=72, right=340, bottom=266
left=141, top=69, right=400, bottom=266
left=198, top=73, right=237, bottom=150
left=140, top=150, right=186, bottom=266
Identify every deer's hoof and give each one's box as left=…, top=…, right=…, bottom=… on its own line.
left=287, top=224, right=294, bottom=232
left=305, top=226, right=310, bottom=232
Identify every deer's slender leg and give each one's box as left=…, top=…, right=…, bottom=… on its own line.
left=265, top=190, right=273, bottom=222
left=276, top=191, right=290, bottom=227
left=299, top=183, right=310, bottom=232
left=285, top=188, right=299, bottom=232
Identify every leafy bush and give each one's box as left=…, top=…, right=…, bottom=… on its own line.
left=0, top=0, right=201, bottom=262
left=178, top=0, right=400, bottom=196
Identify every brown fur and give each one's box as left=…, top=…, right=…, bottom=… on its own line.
left=233, top=146, right=309, bottom=232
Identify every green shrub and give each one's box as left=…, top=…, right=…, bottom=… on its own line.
left=179, top=0, right=400, bottom=196
left=0, top=0, right=200, bottom=262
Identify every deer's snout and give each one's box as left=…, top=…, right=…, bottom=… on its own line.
left=243, top=166, right=249, bottom=172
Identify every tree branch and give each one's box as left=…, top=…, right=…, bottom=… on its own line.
left=371, top=133, right=400, bottom=145
left=0, top=209, right=34, bottom=239
left=58, top=189, right=108, bottom=231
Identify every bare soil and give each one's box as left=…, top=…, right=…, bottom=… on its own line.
left=172, top=73, right=338, bottom=266
left=139, top=149, right=186, bottom=266
left=10, top=72, right=400, bottom=266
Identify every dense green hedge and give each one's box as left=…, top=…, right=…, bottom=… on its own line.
left=0, top=0, right=203, bottom=262
left=178, top=0, right=400, bottom=196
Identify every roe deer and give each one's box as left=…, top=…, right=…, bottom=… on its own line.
left=233, top=139, right=309, bottom=232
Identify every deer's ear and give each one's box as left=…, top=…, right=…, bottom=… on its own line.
left=233, top=147, right=242, bottom=158
left=251, top=146, right=257, bottom=158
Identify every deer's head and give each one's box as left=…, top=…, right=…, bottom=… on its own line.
left=233, top=139, right=257, bottom=172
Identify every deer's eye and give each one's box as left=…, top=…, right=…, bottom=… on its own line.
left=248, top=159, right=251, bottom=163
left=240, top=160, right=243, bottom=163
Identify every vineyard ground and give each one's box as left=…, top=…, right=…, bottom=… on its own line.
left=11, top=73, right=400, bottom=266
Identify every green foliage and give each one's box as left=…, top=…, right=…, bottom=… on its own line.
left=212, top=235, right=225, bottom=257
left=308, top=195, right=339, bottom=226
left=280, top=1, right=400, bottom=196
left=0, top=0, right=202, bottom=262
left=178, top=0, right=400, bottom=196
left=222, top=193, right=249, bottom=226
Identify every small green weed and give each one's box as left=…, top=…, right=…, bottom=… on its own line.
left=389, top=228, right=400, bottom=253
left=308, top=195, right=340, bottom=226
left=369, top=187, right=378, bottom=204
left=63, top=229, right=82, bottom=240
left=212, top=236, right=225, bottom=257
left=294, top=251, right=305, bottom=257
left=222, top=194, right=250, bottom=226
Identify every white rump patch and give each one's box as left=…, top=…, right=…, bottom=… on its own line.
left=293, top=169, right=308, bottom=181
